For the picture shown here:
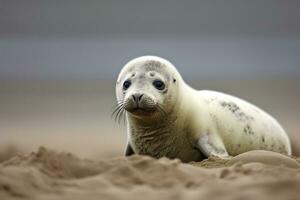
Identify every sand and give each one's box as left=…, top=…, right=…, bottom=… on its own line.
left=1, top=147, right=300, bottom=200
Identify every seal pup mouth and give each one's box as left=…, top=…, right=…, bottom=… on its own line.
left=112, top=98, right=162, bottom=123
left=128, top=107, right=157, bottom=117
left=122, top=93, right=160, bottom=117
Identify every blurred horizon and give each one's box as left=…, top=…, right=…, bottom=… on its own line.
left=1, top=1, right=300, bottom=82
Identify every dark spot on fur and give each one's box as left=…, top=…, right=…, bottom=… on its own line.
left=138, top=74, right=145, bottom=79
left=249, top=141, right=253, bottom=145
left=244, top=125, right=255, bottom=135
left=220, top=101, right=239, bottom=112
left=262, top=136, right=265, bottom=143
left=122, top=60, right=171, bottom=84
left=144, top=61, right=164, bottom=71
left=271, top=144, right=275, bottom=148
left=220, top=101, right=254, bottom=121
left=237, top=144, right=241, bottom=148
left=150, top=72, right=155, bottom=77
left=173, top=78, right=176, bottom=83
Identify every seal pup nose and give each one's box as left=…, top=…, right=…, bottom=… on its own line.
left=132, top=94, right=144, bottom=103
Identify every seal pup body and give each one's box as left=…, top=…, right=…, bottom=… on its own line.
left=115, top=56, right=291, bottom=162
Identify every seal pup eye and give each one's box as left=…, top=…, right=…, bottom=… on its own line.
left=153, top=80, right=165, bottom=90
left=123, top=80, right=131, bottom=90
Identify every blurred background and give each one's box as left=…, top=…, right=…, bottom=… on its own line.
left=0, top=0, right=299, bottom=161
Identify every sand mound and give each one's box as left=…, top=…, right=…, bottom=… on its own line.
left=1, top=147, right=300, bottom=200
left=227, top=150, right=300, bottom=168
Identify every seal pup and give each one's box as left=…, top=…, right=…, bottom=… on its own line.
left=114, top=56, right=291, bottom=162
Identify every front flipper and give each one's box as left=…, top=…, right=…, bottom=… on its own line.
left=125, top=143, right=135, bottom=156
left=197, top=133, right=230, bottom=158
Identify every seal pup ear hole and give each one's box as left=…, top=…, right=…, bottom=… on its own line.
left=173, top=78, right=176, bottom=83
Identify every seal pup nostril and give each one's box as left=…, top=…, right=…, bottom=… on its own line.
left=138, top=94, right=144, bottom=102
left=132, top=94, right=137, bottom=102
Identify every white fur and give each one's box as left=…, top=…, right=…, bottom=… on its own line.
left=116, top=56, right=292, bottom=162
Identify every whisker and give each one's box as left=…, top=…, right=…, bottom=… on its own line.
left=111, top=99, right=128, bottom=125
left=122, top=110, right=127, bottom=125
left=118, top=108, right=123, bottom=124
left=155, top=106, right=163, bottom=118
left=115, top=107, right=123, bottom=123
left=123, top=111, right=127, bottom=125
left=119, top=109, right=126, bottom=125
left=111, top=100, right=123, bottom=109
left=111, top=103, right=124, bottom=118
left=157, top=104, right=167, bottom=119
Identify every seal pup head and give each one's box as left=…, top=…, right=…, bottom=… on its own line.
left=115, top=56, right=183, bottom=122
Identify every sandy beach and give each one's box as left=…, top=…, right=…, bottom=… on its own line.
left=1, top=147, right=300, bottom=200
